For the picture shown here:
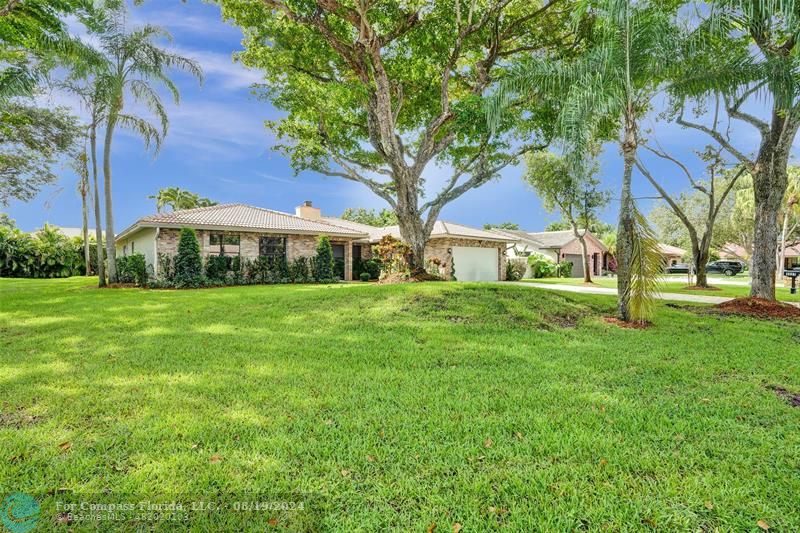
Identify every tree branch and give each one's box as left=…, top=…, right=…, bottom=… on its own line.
left=724, top=88, right=770, bottom=136
left=0, top=0, right=21, bottom=17
left=641, top=144, right=705, bottom=193
left=635, top=159, right=699, bottom=244
left=677, top=106, right=754, bottom=167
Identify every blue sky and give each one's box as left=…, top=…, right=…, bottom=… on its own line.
left=4, top=1, right=798, bottom=233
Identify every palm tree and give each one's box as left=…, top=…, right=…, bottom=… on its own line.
left=96, top=21, right=202, bottom=282
left=148, top=187, right=216, bottom=213
left=672, top=0, right=800, bottom=300
left=72, top=149, right=92, bottom=275
left=488, top=0, right=673, bottom=322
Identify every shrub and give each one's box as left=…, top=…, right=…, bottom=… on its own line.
left=289, top=256, right=312, bottom=283
left=205, top=254, right=229, bottom=282
left=528, top=253, right=556, bottom=278
left=117, top=253, right=148, bottom=286
left=0, top=224, right=84, bottom=278
left=556, top=261, right=573, bottom=278
left=505, top=258, right=527, bottom=281
left=372, top=235, right=409, bottom=277
left=361, top=258, right=381, bottom=280
left=359, top=272, right=371, bottom=282
left=314, top=235, right=335, bottom=282
left=173, top=228, right=203, bottom=287
left=157, top=253, right=174, bottom=283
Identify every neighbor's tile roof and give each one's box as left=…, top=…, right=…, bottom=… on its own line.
left=121, top=204, right=368, bottom=238
left=356, top=220, right=511, bottom=243
left=657, top=243, right=687, bottom=256
left=525, top=229, right=584, bottom=248
left=486, top=228, right=545, bottom=247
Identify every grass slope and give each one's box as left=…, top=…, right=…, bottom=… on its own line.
left=527, top=276, right=800, bottom=302
left=1, top=278, right=799, bottom=531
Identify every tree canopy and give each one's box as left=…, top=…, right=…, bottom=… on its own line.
left=340, top=207, right=397, bottom=227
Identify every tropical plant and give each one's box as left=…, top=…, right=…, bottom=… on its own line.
left=94, top=18, right=203, bottom=283
left=0, top=223, right=84, bottom=278
left=221, top=0, right=579, bottom=272
left=627, top=209, right=663, bottom=324
left=523, top=150, right=609, bottom=283
left=488, top=0, right=674, bottom=321
left=671, top=0, right=800, bottom=299
left=0, top=0, right=104, bottom=101
left=149, top=187, right=217, bottom=212
left=71, top=150, right=92, bottom=274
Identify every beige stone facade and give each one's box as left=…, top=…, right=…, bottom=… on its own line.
left=155, top=228, right=358, bottom=281
left=362, top=237, right=506, bottom=281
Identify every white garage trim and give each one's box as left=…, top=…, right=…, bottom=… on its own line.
left=451, top=246, right=499, bottom=281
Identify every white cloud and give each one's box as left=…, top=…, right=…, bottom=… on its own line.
left=167, top=45, right=262, bottom=91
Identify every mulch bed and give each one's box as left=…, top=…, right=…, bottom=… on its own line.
left=711, top=297, right=800, bottom=320
left=602, top=317, right=651, bottom=329
left=682, top=285, right=722, bottom=291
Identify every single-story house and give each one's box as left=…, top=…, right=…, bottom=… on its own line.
left=116, top=201, right=512, bottom=281
left=657, top=243, right=686, bottom=267
left=489, top=228, right=607, bottom=278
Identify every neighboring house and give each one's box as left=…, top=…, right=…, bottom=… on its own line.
left=657, top=243, right=686, bottom=267
left=31, top=226, right=100, bottom=239
left=782, top=243, right=800, bottom=270
left=116, top=201, right=512, bottom=281
left=718, top=242, right=749, bottom=262
left=489, top=228, right=607, bottom=278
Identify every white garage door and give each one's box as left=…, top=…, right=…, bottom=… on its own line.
left=451, top=247, right=498, bottom=281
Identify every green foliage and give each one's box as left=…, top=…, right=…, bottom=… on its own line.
left=289, top=256, right=313, bottom=283
left=359, top=272, right=371, bottom=282
left=505, top=258, right=527, bottom=281
left=149, top=187, right=217, bottom=213
left=173, top=228, right=203, bottom=288
left=556, top=261, right=574, bottom=278
left=341, top=208, right=397, bottom=227
left=117, top=253, right=147, bottom=286
left=354, top=257, right=381, bottom=281
left=627, top=208, right=664, bottom=323
left=0, top=103, right=81, bottom=204
left=483, top=222, right=520, bottom=230
left=372, top=236, right=410, bottom=278
left=0, top=224, right=84, bottom=278
left=313, top=235, right=335, bottom=282
left=527, top=253, right=557, bottom=279
left=204, top=254, right=229, bottom=283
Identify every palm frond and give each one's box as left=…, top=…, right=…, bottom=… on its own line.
left=626, top=206, right=663, bottom=323
left=116, top=113, right=163, bottom=155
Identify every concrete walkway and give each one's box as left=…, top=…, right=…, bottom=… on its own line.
left=508, top=281, right=733, bottom=305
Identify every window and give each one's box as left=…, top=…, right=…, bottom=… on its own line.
left=209, top=234, right=240, bottom=256
left=259, top=236, right=286, bottom=260
left=332, top=244, right=345, bottom=280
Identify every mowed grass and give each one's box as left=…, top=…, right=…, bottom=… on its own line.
left=1, top=278, right=799, bottom=531
left=527, top=275, right=800, bottom=302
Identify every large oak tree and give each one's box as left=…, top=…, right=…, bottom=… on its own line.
left=221, top=0, right=580, bottom=271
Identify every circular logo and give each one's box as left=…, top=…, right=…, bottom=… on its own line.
left=1, top=493, right=40, bottom=533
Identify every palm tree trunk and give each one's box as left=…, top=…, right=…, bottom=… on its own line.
left=90, top=125, right=105, bottom=287
left=103, top=111, right=118, bottom=284
left=616, top=113, right=637, bottom=321
left=570, top=222, right=592, bottom=283
left=81, top=184, right=90, bottom=275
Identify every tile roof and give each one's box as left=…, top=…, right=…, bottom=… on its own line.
left=486, top=228, right=545, bottom=247
left=358, top=220, right=511, bottom=243
left=118, top=204, right=368, bottom=239
left=526, top=229, right=584, bottom=248
left=657, top=243, right=686, bottom=256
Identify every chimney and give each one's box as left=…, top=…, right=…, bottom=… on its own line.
left=295, top=200, right=321, bottom=220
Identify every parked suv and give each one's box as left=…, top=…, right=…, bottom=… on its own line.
left=706, top=260, right=744, bottom=276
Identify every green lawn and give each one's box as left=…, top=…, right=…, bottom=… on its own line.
left=1, top=278, right=799, bottom=531
left=526, top=276, right=800, bottom=302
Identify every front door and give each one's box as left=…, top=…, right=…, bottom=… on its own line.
left=332, top=244, right=345, bottom=280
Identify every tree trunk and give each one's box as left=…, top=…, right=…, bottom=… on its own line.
left=693, top=242, right=709, bottom=288
left=103, top=111, right=118, bottom=284
left=90, top=126, right=105, bottom=287
left=394, top=174, right=432, bottom=276
left=616, top=115, right=637, bottom=321
left=575, top=232, right=592, bottom=283
left=81, top=185, right=90, bottom=275
left=778, top=208, right=789, bottom=278
left=749, top=122, right=796, bottom=299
